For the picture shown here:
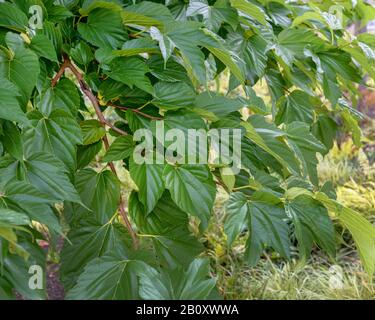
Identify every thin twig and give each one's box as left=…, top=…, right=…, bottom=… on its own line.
left=107, top=102, right=163, bottom=120
left=51, top=59, right=70, bottom=87
left=52, top=55, right=139, bottom=249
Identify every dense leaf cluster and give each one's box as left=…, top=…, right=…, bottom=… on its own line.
left=0, top=0, right=375, bottom=299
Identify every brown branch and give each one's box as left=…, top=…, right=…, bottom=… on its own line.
left=52, top=55, right=139, bottom=249
left=51, top=58, right=70, bottom=87
left=107, top=102, right=163, bottom=121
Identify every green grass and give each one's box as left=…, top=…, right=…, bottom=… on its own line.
left=214, top=257, right=375, bottom=300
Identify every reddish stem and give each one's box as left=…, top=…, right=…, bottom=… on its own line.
left=107, top=102, right=163, bottom=121
left=52, top=55, right=139, bottom=249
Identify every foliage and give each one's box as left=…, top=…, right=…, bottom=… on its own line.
left=0, top=0, right=375, bottom=299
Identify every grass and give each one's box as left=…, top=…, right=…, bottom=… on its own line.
left=214, top=257, right=375, bottom=300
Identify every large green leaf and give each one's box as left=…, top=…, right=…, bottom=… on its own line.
left=78, top=8, right=127, bottom=49
left=138, top=258, right=216, bottom=300
left=129, top=157, right=165, bottom=214
left=27, top=109, right=82, bottom=172
left=276, top=29, right=325, bottom=66
left=0, top=43, right=40, bottom=108
left=70, top=169, right=121, bottom=224
left=153, top=82, right=196, bottom=110
left=286, top=195, right=336, bottom=262
left=80, top=120, right=106, bottom=145
left=193, top=92, right=246, bottom=121
left=0, top=180, right=61, bottom=233
left=0, top=3, right=28, bottom=32
left=17, top=152, right=81, bottom=204
left=230, top=0, right=267, bottom=26
left=0, top=77, right=27, bottom=123
left=164, top=21, right=244, bottom=84
left=29, top=33, right=58, bottom=62
left=243, top=116, right=300, bottom=175
left=108, top=57, right=154, bottom=94
left=102, top=135, right=135, bottom=162
left=312, top=115, right=338, bottom=152
left=1, top=242, right=46, bottom=300
left=319, top=51, right=362, bottom=83
left=315, top=192, right=375, bottom=276
left=225, top=191, right=290, bottom=266
left=276, top=90, right=318, bottom=125
left=163, top=164, right=216, bottom=229
left=1, top=121, right=23, bottom=160
left=61, top=219, right=132, bottom=291
left=187, top=0, right=238, bottom=32
left=0, top=208, right=30, bottom=227
left=37, top=78, right=81, bottom=116
left=66, top=254, right=142, bottom=300
left=129, top=192, right=203, bottom=268
left=285, top=122, right=327, bottom=185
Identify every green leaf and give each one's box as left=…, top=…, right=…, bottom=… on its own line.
left=312, top=115, right=338, bottom=151
left=1, top=121, right=23, bottom=160
left=29, top=34, right=58, bottom=62
left=114, top=38, right=159, bottom=57
left=0, top=180, right=61, bottom=234
left=286, top=195, right=335, bottom=262
left=193, top=92, right=245, bottom=121
left=129, top=157, right=165, bottom=214
left=341, top=109, right=362, bottom=147
left=70, top=42, right=94, bottom=68
left=292, top=11, right=329, bottom=28
left=78, top=8, right=127, bottom=49
left=319, top=51, right=362, bottom=83
left=0, top=209, right=30, bottom=227
left=108, top=57, right=154, bottom=95
left=124, top=1, right=174, bottom=26
left=48, top=4, right=74, bottom=22
left=163, top=164, right=216, bottom=229
left=80, top=120, right=106, bottom=145
left=1, top=245, right=46, bottom=300
left=138, top=258, right=216, bottom=300
left=61, top=220, right=132, bottom=290
left=0, top=44, right=40, bottom=108
left=121, top=10, right=164, bottom=30
left=0, top=3, right=28, bottom=33
left=102, top=135, right=134, bottom=162
left=72, top=169, right=121, bottom=224
left=129, top=192, right=203, bottom=268
left=22, top=152, right=82, bottom=204
left=242, top=116, right=300, bottom=175
left=230, top=0, right=267, bottom=26
left=285, top=122, right=327, bottom=186
left=322, top=73, right=341, bottom=107
left=276, top=90, right=318, bottom=125
left=315, top=192, right=375, bottom=276
left=77, top=141, right=103, bottom=169
left=235, top=33, right=268, bottom=78
left=66, top=254, right=141, bottom=300
left=225, top=191, right=290, bottom=266
left=206, top=45, right=245, bottom=84
left=276, top=29, right=325, bottom=66
left=187, top=0, right=238, bottom=32
left=164, top=21, right=244, bottom=84
left=37, top=79, right=81, bottom=116
left=0, top=77, right=28, bottom=123
left=27, top=109, right=82, bottom=171
left=153, top=82, right=196, bottom=110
